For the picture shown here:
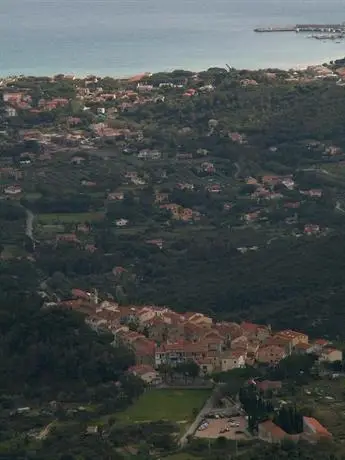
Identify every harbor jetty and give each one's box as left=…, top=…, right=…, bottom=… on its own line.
left=254, top=23, right=345, bottom=33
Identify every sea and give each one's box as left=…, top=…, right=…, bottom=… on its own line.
left=0, top=0, right=344, bottom=77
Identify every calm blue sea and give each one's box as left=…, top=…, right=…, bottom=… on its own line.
left=0, top=0, right=344, bottom=76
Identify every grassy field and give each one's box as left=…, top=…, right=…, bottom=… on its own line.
left=291, top=379, right=345, bottom=441
left=116, top=389, right=210, bottom=424
left=37, top=212, right=104, bottom=224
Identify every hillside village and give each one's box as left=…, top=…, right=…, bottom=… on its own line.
left=44, top=287, right=344, bottom=447
left=55, top=288, right=343, bottom=378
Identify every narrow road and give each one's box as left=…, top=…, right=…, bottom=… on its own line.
left=25, top=208, right=34, bottom=239
left=234, top=162, right=241, bottom=179
left=36, top=422, right=53, bottom=440
left=335, top=201, right=345, bottom=214
left=179, top=384, right=223, bottom=447
left=299, top=167, right=334, bottom=177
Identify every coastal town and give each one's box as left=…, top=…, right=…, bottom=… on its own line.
left=1, top=63, right=345, bottom=258
left=1, top=63, right=345, bottom=458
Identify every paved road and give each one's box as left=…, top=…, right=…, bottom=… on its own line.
left=25, top=208, right=34, bottom=239
left=24, top=207, right=39, bottom=248
left=335, top=201, right=345, bottom=214
left=179, top=385, right=223, bottom=447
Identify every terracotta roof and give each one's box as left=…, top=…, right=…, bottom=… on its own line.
left=231, top=336, right=248, bottom=348
left=203, top=330, right=223, bottom=339
left=303, top=417, right=332, bottom=437
left=260, top=420, right=287, bottom=440
left=314, top=339, right=330, bottom=346
left=157, top=341, right=185, bottom=353
left=259, top=344, right=285, bottom=353
left=132, top=338, right=156, bottom=356
left=128, top=364, right=156, bottom=376
left=145, top=315, right=164, bottom=324
left=231, top=350, right=246, bottom=358
left=213, top=322, right=243, bottom=338
left=241, top=322, right=259, bottom=333
left=184, top=322, right=204, bottom=335
left=184, top=342, right=208, bottom=353
left=163, top=311, right=184, bottom=324
left=264, top=336, right=290, bottom=347
left=276, top=329, right=308, bottom=340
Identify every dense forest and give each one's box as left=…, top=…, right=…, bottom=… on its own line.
left=0, top=261, right=144, bottom=459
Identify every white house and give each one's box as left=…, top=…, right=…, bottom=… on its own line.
left=128, top=365, right=162, bottom=385
left=115, top=218, right=128, bottom=227
left=4, top=185, right=22, bottom=195
left=220, top=350, right=246, bottom=372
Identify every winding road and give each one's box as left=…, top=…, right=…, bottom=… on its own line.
left=25, top=208, right=35, bottom=239
left=24, top=207, right=39, bottom=249
left=234, top=162, right=241, bottom=179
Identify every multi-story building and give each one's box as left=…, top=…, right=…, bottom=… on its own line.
left=257, top=345, right=286, bottom=365
left=220, top=350, right=246, bottom=371
left=274, top=330, right=309, bottom=347
left=155, top=341, right=186, bottom=367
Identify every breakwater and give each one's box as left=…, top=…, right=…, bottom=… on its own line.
left=254, top=23, right=345, bottom=33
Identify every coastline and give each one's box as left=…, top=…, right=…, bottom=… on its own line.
left=0, top=53, right=343, bottom=80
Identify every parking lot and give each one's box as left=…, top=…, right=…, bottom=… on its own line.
left=194, top=415, right=249, bottom=440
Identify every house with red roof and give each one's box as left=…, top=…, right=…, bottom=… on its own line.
left=184, top=342, right=208, bottom=361
left=183, top=322, right=205, bottom=342
left=56, top=233, right=80, bottom=244
left=241, top=322, right=271, bottom=341
left=258, top=420, right=289, bottom=444
left=155, top=341, right=186, bottom=367
left=303, top=417, right=332, bottom=441
left=131, top=337, right=156, bottom=366
left=220, top=349, right=246, bottom=371
left=184, top=312, right=212, bottom=327
left=274, top=329, right=308, bottom=347
left=213, top=322, right=242, bottom=342
left=257, top=345, right=286, bottom=365
left=258, top=416, right=331, bottom=445
left=304, top=224, right=320, bottom=235
left=71, top=288, right=90, bottom=300
left=198, top=357, right=217, bottom=375
left=319, top=347, right=343, bottom=363
left=202, top=330, right=225, bottom=353
left=128, top=365, right=161, bottom=385
left=231, top=335, right=248, bottom=350
left=308, top=338, right=331, bottom=354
